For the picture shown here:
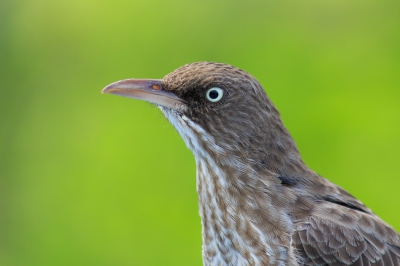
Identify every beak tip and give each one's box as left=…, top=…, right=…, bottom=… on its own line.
left=102, top=82, right=119, bottom=94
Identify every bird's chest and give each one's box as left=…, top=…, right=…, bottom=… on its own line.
left=196, top=159, right=283, bottom=266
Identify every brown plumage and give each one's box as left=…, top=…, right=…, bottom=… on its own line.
left=103, top=62, right=400, bottom=266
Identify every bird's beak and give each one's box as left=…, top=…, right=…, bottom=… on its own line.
left=102, top=79, right=185, bottom=110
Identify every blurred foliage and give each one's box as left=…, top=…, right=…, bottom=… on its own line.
left=1, top=0, right=399, bottom=265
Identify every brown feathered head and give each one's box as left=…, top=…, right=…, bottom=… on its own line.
left=103, top=62, right=304, bottom=175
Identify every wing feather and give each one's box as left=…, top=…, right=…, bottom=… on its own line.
left=293, top=204, right=400, bottom=266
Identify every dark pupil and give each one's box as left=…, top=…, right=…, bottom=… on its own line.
left=209, top=90, right=219, bottom=99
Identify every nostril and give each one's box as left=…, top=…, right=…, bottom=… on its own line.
left=152, top=84, right=161, bottom=90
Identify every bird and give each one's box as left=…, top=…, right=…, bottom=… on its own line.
left=102, top=62, right=400, bottom=266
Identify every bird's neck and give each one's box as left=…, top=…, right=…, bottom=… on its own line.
left=183, top=118, right=305, bottom=265
left=195, top=150, right=299, bottom=266
left=162, top=110, right=304, bottom=265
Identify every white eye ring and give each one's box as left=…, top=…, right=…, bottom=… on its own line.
left=206, top=87, right=224, bottom=102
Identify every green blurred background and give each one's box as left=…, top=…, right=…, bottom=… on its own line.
left=1, top=0, right=399, bottom=265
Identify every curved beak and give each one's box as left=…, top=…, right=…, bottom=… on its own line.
left=102, top=79, right=185, bottom=110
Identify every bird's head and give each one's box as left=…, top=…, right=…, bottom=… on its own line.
left=103, top=62, right=304, bottom=174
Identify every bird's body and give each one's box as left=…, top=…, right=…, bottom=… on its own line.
left=103, top=62, right=400, bottom=266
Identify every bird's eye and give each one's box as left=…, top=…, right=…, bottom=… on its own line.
left=205, top=87, right=224, bottom=102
